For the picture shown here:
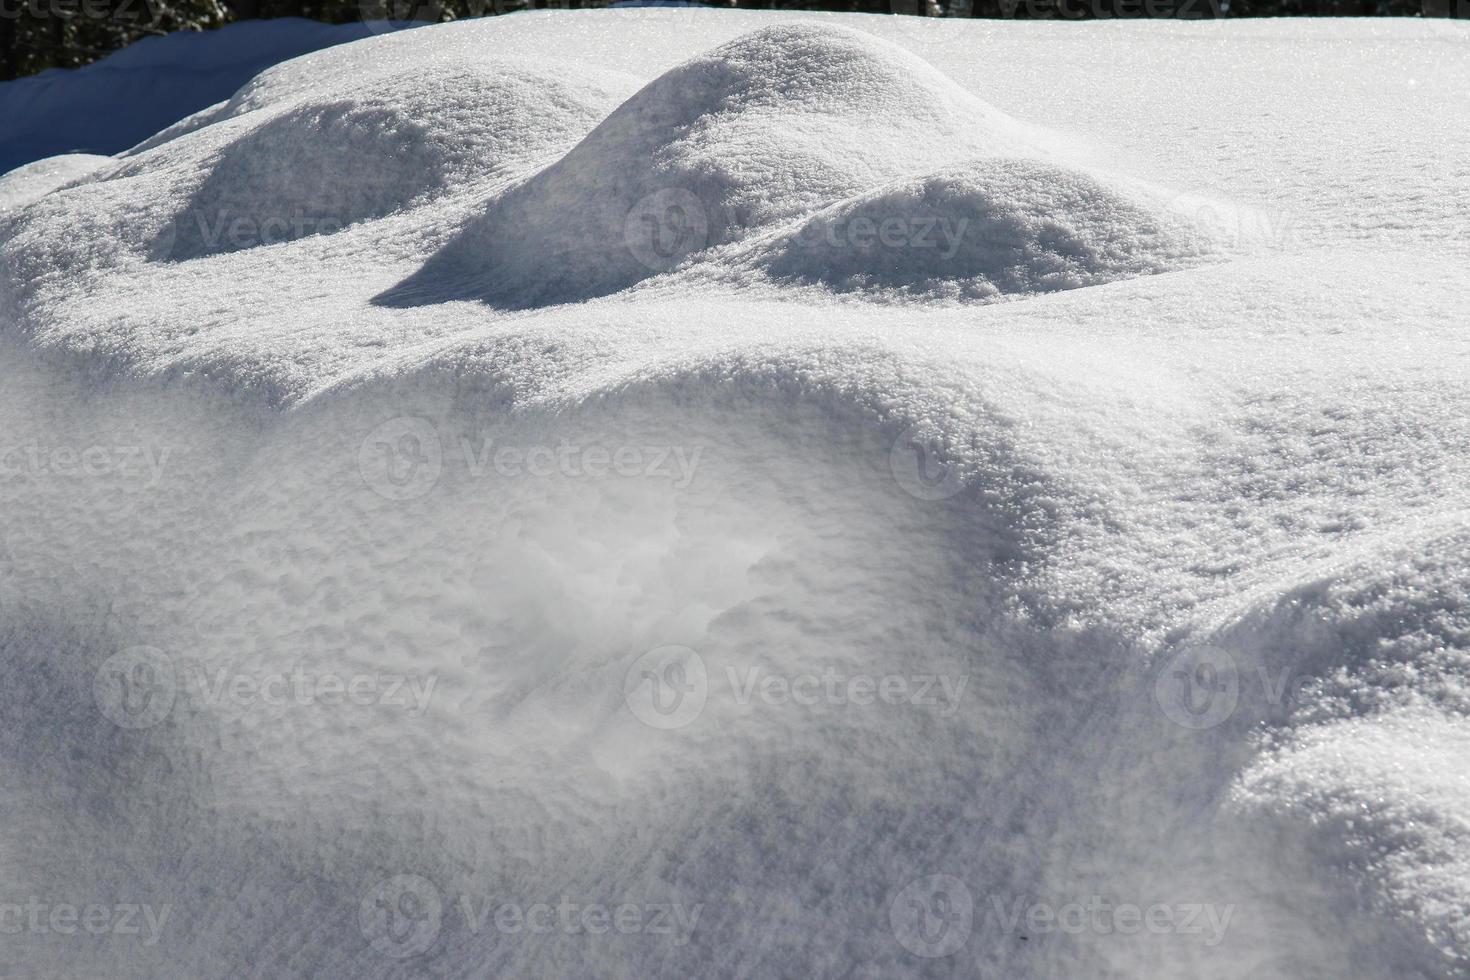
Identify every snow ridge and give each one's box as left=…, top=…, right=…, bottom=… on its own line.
left=381, top=24, right=1223, bottom=308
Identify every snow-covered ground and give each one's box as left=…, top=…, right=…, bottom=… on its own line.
left=0, top=18, right=419, bottom=177
left=1, top=11, right=1469, bottom=978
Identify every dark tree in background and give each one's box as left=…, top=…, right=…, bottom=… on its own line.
left=2, top=0, right=228, bottom=79
left=0, top=0, right=1462, bottom=81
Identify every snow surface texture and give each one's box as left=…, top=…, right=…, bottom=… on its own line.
left=2, top=11, right=1470, bottom=979
left=0, top=18, right=421, bottom=175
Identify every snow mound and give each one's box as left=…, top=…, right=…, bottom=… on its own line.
left=713, top=158, right=1222, bottom=303
left=159, top=62, right=632, bottom=261
left=1192, top=519, right=1470, bottom=974
left=0, top=154, right=110, bottom=213
left=380, top=23, right=1049, bottom=308
left=0, top=19, right=417, bottom=176
left=1235, top=710, right=1470, bottom=974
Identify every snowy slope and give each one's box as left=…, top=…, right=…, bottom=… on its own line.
left=0, top=18, right=422, bottom=176
left=1, top=11, right=1469, bottom=979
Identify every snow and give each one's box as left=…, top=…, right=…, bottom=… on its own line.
left=708, top=156, right=1223, bottom=303
left=382, top=25, right=1223, bottom=310
left=0, top=18, right=421, bottom=175
left=1, top=10, right=1469, bottom=979
left=0, top=153, right=111, bottom=211
left=162, top=59, right=638, bottom=261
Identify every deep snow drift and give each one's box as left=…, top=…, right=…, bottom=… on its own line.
left=382, top=26, right=1219, bottom=308
left=0, top=18, right=421, bottom=176
left=1, top=11, right=1469, bottom=980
